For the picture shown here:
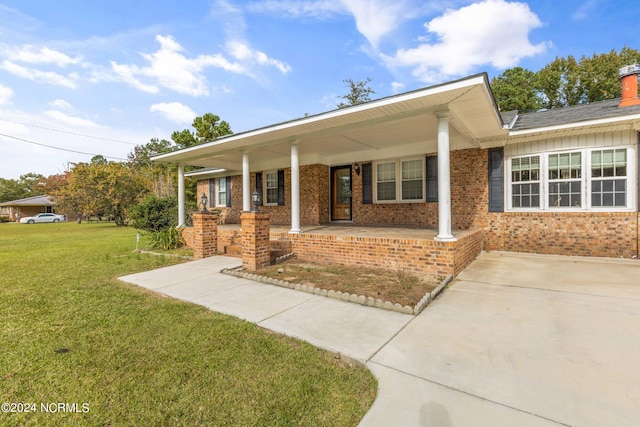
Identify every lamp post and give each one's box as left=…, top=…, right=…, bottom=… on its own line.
left=252, top=190, right=260, bottom=212
left=200, top=193, right=208, bottom=213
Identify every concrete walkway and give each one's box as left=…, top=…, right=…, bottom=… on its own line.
left=119, top=252, right=640, bottom=427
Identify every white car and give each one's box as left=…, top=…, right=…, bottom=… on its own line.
left=20, top=213, right=66, bottom=224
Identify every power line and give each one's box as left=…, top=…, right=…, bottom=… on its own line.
left=0, top=119, right=138, bottom=146
left=0, top=132, right=129, bottom=161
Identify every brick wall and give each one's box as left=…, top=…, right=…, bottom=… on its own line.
left=196, top=164, right=330, bottom=226
left=484, top=212, right=639, bottom=258
left=270, top=229, right=483, bottom=277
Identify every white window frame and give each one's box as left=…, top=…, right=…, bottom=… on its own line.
left=215, top=178, right=227, bottom=207
left=263, top=171, right=279, bottom=206
left=373, top=157, right=426, bottom=203
left=506, top=145, right=635, bottom=212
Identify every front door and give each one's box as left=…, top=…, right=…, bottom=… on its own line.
left=331, top=166, right=352, bottom=221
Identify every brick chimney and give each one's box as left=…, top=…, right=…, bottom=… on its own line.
left=619, top=64, right=640, bottom=107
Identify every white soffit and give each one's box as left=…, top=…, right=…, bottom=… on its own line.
left=152, top=74, right=505, bottom=168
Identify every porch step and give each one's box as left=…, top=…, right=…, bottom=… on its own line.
left=224, top=245, right=242, bottom=258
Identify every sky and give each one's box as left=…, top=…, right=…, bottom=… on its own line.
left=0, top=0, right=638, bottom=179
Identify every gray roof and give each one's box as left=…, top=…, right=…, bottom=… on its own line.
left=511, top=98, right=640, bottom=131
left=0, top=195, right=54, bottom=207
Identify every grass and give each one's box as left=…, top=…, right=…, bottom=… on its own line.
left=0, top=223, right=376, bottom=426
left=257, top=260, right=442, bottom=307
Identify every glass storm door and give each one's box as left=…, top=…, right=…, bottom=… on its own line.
left=332, top=167, right=352, bottom=220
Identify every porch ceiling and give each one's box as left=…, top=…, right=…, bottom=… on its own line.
left=153, top=73, right=507, bottom=173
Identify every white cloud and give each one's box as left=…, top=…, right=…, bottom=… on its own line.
left=150, top=102, right=196, bottom=124
left=0, top=44, right=83, bottom=67
left=572, top=0, right=601, bottom=21
left=111, top=34, right=289, bottom=96
left=49, top=99, right=72, bottom=110
left=226, top=41, right=291, bottom=74
left=44, top=110, right=100, bottom=128
left=383, top=0, right=548, bottom=83
left=0, top=84, right=14, bottom=105
left=391, top=81, right=405, bottom=94
left=111, top=34, right=247, bottom=96
left=0, top=60, right=78, bottom=88
left=340, top=0, right=417, bottom=48
left=247, top=0, right=422, bottom=48
left=246, top=0, right=346, bottom=18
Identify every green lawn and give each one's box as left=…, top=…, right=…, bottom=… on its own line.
left=0, top=223, right=376, bottom=426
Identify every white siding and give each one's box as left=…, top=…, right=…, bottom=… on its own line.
left=505, top=130, right=637, bottom=157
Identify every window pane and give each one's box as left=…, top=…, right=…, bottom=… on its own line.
left=266, top=172, right=278, bottom=204
left=401, top=160, right=422, bottom=180
left=377, top=182, right=396, bottom=201
left=266, top=188, right=278, bottom=204
left=402, top=180, right=422, bottom=200
left=377, top=163, right=395, bottom=182
left=615, top=193, right=625, bottom=206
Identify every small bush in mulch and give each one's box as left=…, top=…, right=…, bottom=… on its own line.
left=255, top=259, right=442, bottom=307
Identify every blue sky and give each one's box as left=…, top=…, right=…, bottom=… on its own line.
left=0, top=0, right=638, bottom=179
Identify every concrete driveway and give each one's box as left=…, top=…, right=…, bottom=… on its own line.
left=363, top=251, right=640, bottom=426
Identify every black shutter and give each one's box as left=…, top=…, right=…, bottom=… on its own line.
left=362, top=163, right=372, bottom=204
left=208, top=179, right=215, bottom=208
left=277, top=170, right=285, bottom=206
left=255, top=172, right=263, bottom=206
left=426, top=156, right=438, bottom=202
left=488, top=148, right=504, bottom=212
left=225, top=176, right=232, bottom=207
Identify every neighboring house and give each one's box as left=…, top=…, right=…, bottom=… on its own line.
left=153, top=68, right=640, bottom=274
left=0, top=195, right=57, bottom=222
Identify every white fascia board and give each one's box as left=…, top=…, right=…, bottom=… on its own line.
left=510, top=113, right=640, bottom=136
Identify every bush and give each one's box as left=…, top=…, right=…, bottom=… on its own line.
left=130, top=196, right=177, bottom=232
left=149, top=225, right=185, bottom=250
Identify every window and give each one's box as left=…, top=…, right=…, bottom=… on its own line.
left=376, top=162, right=396, bottom=201
left=374, top=158, right=425, bottom=203
left=401, top=159, right=424, bottom=200
left=507, top=147, right=632, bottom=211
left=265, top=171, right=279, bottom=205
left=591, top=149, right=627, bottom=207
left=511, top=156, right=540, bottom=208
left=216, top=178, right=227, bottom=207
left=548, top=152, right=582, bottom=207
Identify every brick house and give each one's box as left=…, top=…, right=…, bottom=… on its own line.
left=153, top=69, right=640, bottom=274
left=0, top=195, right=56, bottom=222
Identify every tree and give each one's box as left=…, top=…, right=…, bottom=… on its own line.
left=536, top=55, right=584, bottom=109
left=491, top=67, right=541, bottom=112
left=0, top=173, right=46, bottom=202
left=171, top=113, right=233, bottom=149
left=579, top=47, right=640, bottom=103
left=128, top=139, right=176, bottom=198
left=53, top=161, right=150, bottom=226
left=337, top=78, right=375, bottom=108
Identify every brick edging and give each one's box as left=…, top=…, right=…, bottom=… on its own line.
left=221, top=267, right=453, bottom=316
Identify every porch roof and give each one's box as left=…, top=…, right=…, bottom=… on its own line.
left=153, top=73, right=507, bottom=176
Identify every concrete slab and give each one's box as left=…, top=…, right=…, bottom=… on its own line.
left=459, top=251, right=640, bottom=300
left=360, top=363, right=559, bottom=427
left=191, top=278, right=316, bottom=323
left=119, top=263, right=213, bottom=289
left=372, top=270, right=640, bottom=426
left=260, top=297, right=413, bottom=361
left=157, top=275, right=240, bottom=301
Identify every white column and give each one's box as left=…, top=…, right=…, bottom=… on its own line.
left=177, top=164, right=185, bottom=227
left=290, top=142, right=301, bottom=233
left=242, top=151, right=250, bottom=212
left=435, top=111, right=456, bottom=242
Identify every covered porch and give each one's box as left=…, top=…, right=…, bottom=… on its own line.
left=210, top=223, right=484, bottom=277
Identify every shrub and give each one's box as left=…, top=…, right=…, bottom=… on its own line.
left=130, top=196, right=177, bottom=232
left=149, top=225, right=185, bottom=250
